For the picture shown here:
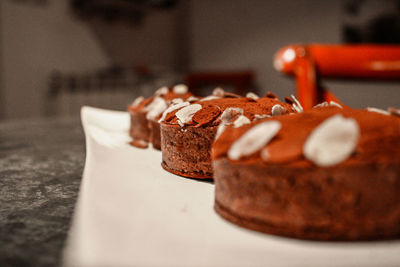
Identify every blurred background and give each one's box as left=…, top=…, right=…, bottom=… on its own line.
left=0, top=0, right=399, bottom=121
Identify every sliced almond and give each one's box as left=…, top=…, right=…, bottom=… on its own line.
left=220, top=107, right=244, bottom=124
left=271, top=104, right=286, bottom=116
left=171, top=98, right=184, bottom=104
left=158, top=101, right=190, bottom=123
left=290, top=94, right=303, bottom=113
left=212, top=87, right=224, bottom=96
left=146, top=97, right=168, bottom=120
left=246, top=92, right=259, bottom=100
left=154, top=86, right=169, bottom=96
left=367, top=107, right=390, bottom=115
left=131, top=96, right=144, bottom=107
left=228, top=121, right=281, bottom=160
left=303, top=114, right=359, bottom=167
left=233, top=115, right=251, bottom=128
left=175, top=104, right=202, bottom=127
left=172, top=84, right=188, bottom=94
left=199, top=95, right=221, bottom=102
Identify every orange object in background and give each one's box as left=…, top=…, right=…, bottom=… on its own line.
left=274, top=44, right=400, bottom=110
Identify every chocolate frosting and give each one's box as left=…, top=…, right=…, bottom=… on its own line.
left=212, top=106, right=400, bottom=166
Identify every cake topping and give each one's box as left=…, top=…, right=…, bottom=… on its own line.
left=367, top=107, right=390, bottom=115
left=220, top=107, right=244, bottom=124
left=290, top=94, right=304, bottom=113
left=163, top=96, right=295, bottom=128
left=145, top=97, right=168, bottom=120
left=187, top=96, right=200, bottom=102
left=215, top=124, right=226, bottom=140
left=271, top=104, right=286, bottom=116
left=228, top=121, right=281, bottom=160
left=200, top=95, right=221, bottom=102
left=314, top=101, right=342, bottom=109
left=254, top=114, right=271, bottom=121
left=154, top=86, right=169, bottom=96
left=176, top=104, right=202, bottom=127
left=246, top=92, right=259, bottom=100
left=330, top=101, right=343, bottom=108
left=192, top=105, right=221, bottom=127
left=158, top=101, right=190, bottom=123
left=171, top=98, right=184, bottom=104
left=223, top=92, right=241, bottom=98
left=212, top=87, right=225, bottom=97
left=233, top=115, right=251, bottom=128
left=213, top=106, right=400, bottom=166
left=388, top=107, right=400, bottom=117
left=131, top=96, right=144, bottom=107
left=172, top=84, right=188, bottom=94
left=303, top=114, right=360, bottom=167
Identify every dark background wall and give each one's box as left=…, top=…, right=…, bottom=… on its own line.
left=0, top=0, right=399, bottom=120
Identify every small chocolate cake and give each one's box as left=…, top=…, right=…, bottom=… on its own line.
left=159, top=89, right=295, bottom=178
left=212, top=105, right=400, bottom=240
left=127, top=85, right=194, bottom=149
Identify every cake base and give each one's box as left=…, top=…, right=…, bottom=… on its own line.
left=161, top=124, right=217, bottom=179
left=129, top=110, right=150, bottom=143
left=149, top=119, right=161, bottom=150
left=161, top=162, right=212, bottom=179
left=213, top=158, right=400, bottom=241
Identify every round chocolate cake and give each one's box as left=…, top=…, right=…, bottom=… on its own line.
left=127, top=85, right=194, bottom=149
left=212, top=105, right=400, bottom=240
left=159, top=89, right=296, bottom=179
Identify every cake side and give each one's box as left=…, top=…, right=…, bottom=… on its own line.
left=213, top=158, right=400, bottom=240
left=161, top=124, right=217, bottom=178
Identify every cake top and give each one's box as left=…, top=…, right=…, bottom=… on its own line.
left=159, top=89, right=296, bottom=128
left=127, top=84, right=195, bottom=120
left=212, top=105, right=400, bottom=167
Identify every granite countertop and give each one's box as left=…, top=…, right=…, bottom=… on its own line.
left=0, top=117, right=85, bottom=267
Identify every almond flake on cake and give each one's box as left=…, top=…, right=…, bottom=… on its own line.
left=228, top=121, right=281, bottom=160
left=145, top=97, right=168, bottom=120
left=154, top=86, right=169, bottom=96
left=388, top=107, right=400, bottom=117
left=175, top=104, right=202, bottom=127
left=187, top=96, right=200, bottom=102
left=303, top=114, right=360, bottom=167
left=131, top=96, right=144, bottom=107
left=199, top=95, right=221, bottom=102
left=246, top=92, right=259, bottom=100
left=367, top=107, right=390, bottom=115
left=220, top=107, right=244, bottom=124
left=212, top=87, right=225, bottom=97
left=171, top=98, right=184, bottom=104
left=158, top=101, right=190, bottom=123
left=253, top=114, right=271, bottom=121
left=233, top=115, right=251, bottom=128
left=271, top=104, right=286, bottom=116
left=172, top=84, right=188, bottom=94
left=290, top=94, right=303, bottom=113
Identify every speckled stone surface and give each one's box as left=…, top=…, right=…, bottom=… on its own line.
left=0, top=117, right=85, bottom=267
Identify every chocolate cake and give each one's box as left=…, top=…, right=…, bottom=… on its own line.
left=159, top=89, right=295, bottom=179
left=128, top=85, right=195, bottom=149
left=212, top=105, right=400, bottom=240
